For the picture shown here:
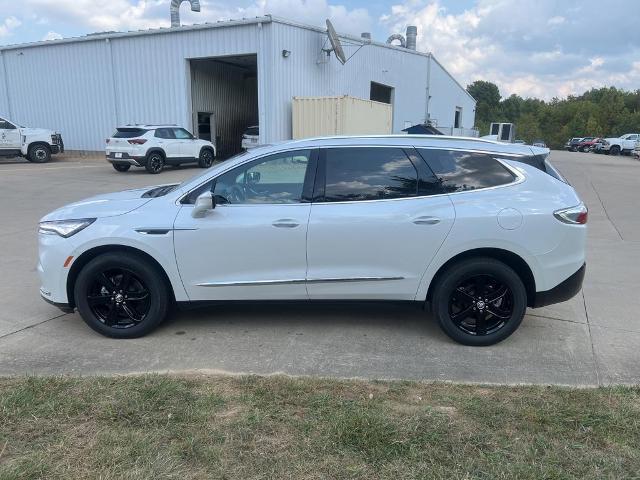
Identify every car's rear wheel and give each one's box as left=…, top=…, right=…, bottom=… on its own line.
left=27, top=143, right=51, bottom=163
left=198, top=148, right=214, bottom=168
left=112, top=163, right=131, bottom=172
left=610, top=145, right=621, bottom=156
left=431, top=257, right=527, bottom=346
left=74, top=252, right=169, bottom=338
left=145, top=152, right=165, bottom=174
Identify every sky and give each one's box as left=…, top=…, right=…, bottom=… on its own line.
left=0, top=0, right=639, bottom=100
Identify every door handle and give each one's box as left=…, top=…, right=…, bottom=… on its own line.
left=272, top=219, right=300, bottom=228
left=413, top=216, right=441, bottom=225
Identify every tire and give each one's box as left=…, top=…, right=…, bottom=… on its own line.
left=74, top=252, right=169, bottom=338
left=27, top=143, right=51, bottom=163
left=198, top=148, right=214, bottom=168
left=112, top=163, right=131, bottom=172
left=145, top=151, right=165, bottom=174
left=431, top=257, right=527, bottom=346
left=610, top=145, right=621, bottom=156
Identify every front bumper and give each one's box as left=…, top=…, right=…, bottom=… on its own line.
left=533, top=263, right=586, bottom=308
left=40, top=292, right=74, bottom=313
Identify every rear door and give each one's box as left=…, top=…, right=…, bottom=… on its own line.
left=306, top=146, right=456, bottom=300
left=155, top=128, right=181, bottom=159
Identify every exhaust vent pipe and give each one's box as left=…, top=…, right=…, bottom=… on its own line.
left=170, top=0, right=201, bottom=28
left=406, top=25, right=417, bottom=50
left=361, top=32, right=371, bottom=41
left=386, top=33, right=406, bottom=48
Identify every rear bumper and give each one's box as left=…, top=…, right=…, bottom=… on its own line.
left=106, top=152, right=145, bottom=167
left=533, top=263, right=585, bottom=308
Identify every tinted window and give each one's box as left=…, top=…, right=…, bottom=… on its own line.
left=114, top=128, right=147, bottom=138
left=154, top=128, right=174, bottom=139
left=173, top=128, right=193, bottom=140
left=187, top=150, right=311, bottom=205
left=417, top=149, right=515, bottom=193
left=323, top=148, right=418, bottom=202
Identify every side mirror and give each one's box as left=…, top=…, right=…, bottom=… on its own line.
left=191, top=191, right=214, bottom=218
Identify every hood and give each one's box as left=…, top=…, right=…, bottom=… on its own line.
left=604, top=137, right=622, bottom=143
left=20, top=127, right=56, bottom=136
left=41, top=186, right=155, bottom=222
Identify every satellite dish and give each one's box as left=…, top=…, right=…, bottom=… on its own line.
left=325, top=19, right=347, bottom=64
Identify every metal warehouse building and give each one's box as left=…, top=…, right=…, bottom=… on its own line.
left=0, top=15, right=476, bottom=156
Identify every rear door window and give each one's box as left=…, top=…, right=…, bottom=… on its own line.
left=322, top=147, right=418, bottom=202
left=155, top=128, right=175, bottom=139
left=417, top=149, right=515, bottom=193
left=113, top=128, right=147, bottom=138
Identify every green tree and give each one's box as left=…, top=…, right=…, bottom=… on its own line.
left=467, top=80, right=501, bottom=133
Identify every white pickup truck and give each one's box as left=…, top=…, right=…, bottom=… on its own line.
left=0, top=116, right=64, bottom=163
left=600, top=133, right=640, bottom=156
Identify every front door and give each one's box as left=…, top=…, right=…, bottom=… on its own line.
left=173, top=149, right=317, bottom=301
left=306, top=146, right=455, bottom=300
left=154, top=128, right=182, bottom=160
left=172, top=127, right=197, bottom=159
left=0, top=118, right=21, bottom=152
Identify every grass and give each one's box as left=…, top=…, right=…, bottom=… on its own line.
left=0, top=375, right=639, bottom=479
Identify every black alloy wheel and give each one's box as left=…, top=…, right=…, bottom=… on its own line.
left=74, top=252, right=169, bottom=338
left=448, top=274, right=514, bottom=336
left=86, top=268, right=151, bottom=328
left=198, top=149, right=214, bottom=168
left=145, top=152, right=165, bottom=174
left=432, top=257, right=527, bottom=346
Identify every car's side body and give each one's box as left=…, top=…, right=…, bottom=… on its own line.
left=105, top=125, right=215, bottom=171
left=0, top=116, right=64, bottom=162
left=40, top=135, right=586, bottom=322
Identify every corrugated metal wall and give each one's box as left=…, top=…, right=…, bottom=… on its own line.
left=190, top=58, right=258, bottom=157
left=0, top=18, right=475, bottom=151
left=427, top=57, right=476, bottom=131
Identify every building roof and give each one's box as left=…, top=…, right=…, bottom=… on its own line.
left=0, top=15, right=475, bottom=104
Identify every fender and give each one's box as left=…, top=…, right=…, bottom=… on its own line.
left=414, top=239, right=542, bottom=302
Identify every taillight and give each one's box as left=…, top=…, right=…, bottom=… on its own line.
left=554, top=203, right=588, bottom=224
left=128, top=138, right=147, bottom=145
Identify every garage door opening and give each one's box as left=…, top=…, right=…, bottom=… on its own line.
left=189, top=55, right=258, bottom=159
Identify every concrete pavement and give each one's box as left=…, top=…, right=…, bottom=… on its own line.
left=0, top=151, right=638, bottom=385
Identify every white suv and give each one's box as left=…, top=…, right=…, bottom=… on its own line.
left=38, top=136, right=587, bottom=346
left=241, top=125, right=260, bottom=150
left=106, top=125, right=216, bottom=174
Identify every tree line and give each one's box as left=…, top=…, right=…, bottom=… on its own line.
left=467, top=80, right=640, bottom=149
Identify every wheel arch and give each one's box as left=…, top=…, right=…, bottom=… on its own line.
left=146, top=147, right=166, bottom=159
left=199, top=145, right=215, bottom=157
left=425, top=248, right=537, bottom=307
left=66, top=245, right=176, bottom=308
left=28, top=141, right=51, bottom=153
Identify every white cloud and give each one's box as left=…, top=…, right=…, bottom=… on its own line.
left=0, top=16, right=22, bottom=37
left=42, top=31, right=63, bottom=41
left=381, top=0, right=640, bottom=99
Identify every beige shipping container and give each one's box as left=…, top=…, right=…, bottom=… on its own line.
left=292, top=96, right=392, bottom=139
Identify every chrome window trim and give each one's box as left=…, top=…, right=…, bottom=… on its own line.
left=178, top=145, right=527, bottom=207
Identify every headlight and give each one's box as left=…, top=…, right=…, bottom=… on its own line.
left=38, top=218, right=96, bottom=238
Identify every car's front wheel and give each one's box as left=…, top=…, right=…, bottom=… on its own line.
left=27, top=143, right=52, bottom=163
left=198, top=148, right=214, bottom=168
left=610, top=145, right=621, bottom=156
left=431, top=257, right=527, bottom=346
left=74, top=252, right=169, bottom=338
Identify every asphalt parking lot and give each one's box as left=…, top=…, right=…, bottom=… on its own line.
left=0, top=150, right=638, bottom=385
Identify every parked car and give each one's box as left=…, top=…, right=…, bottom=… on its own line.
left=565, top=137, right=583, bottom=152
left=532, top=139, right=547, bottom=148
left=513, top=139, right=525, bottom=145
left=241, top=125, right=260, bottom=150
left=0, top=116, right=63, bottom=163
left=576, top=137, right=598, bottom=152
left=38, top=136, right=587, bottom=346
left=105, top=125, right=216, bottom=174
left=599, top=133, right=640, bottom=156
